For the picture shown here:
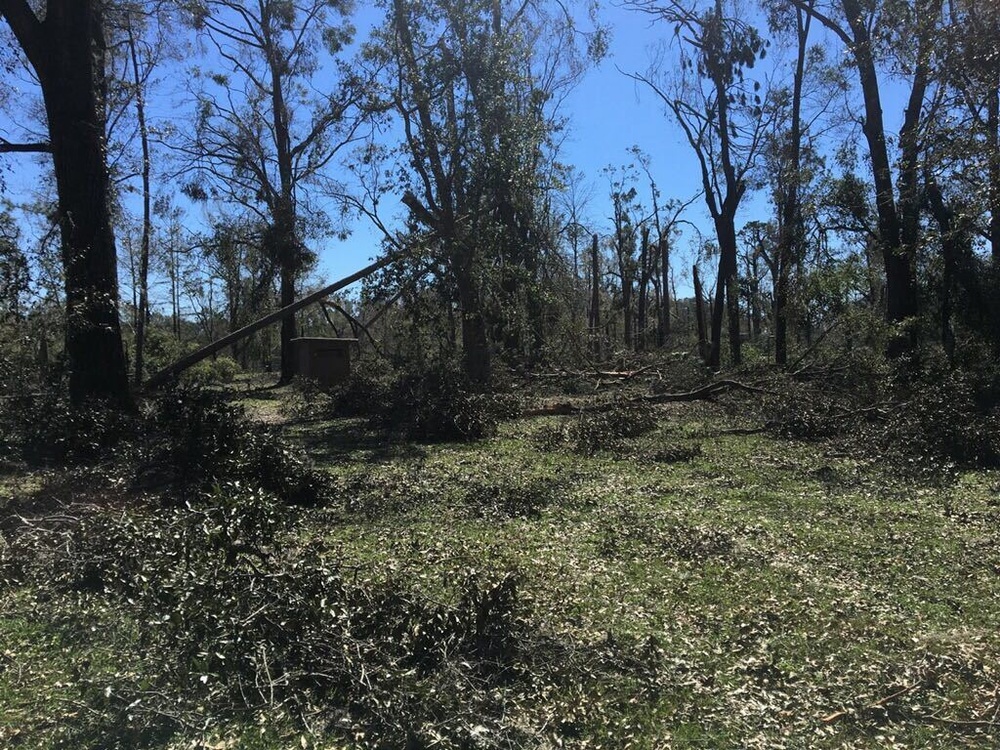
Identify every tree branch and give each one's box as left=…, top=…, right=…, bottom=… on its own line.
left=0, top=138, right=50, bottom=153
left=0, top=0, right=44, bottom=73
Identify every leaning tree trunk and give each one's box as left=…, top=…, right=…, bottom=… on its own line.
left=39, top=2, right=129, bottom=405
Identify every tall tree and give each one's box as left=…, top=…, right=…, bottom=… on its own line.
left=628, top=0, right=771, bottom=368
left=604, top=164, right=642, bottom=350
left=793, top=0, right=943, bottom=357
left=1, top=0, right=130, bottom=405
left=368, top=0, right=598, bottom=383
left=0, top=205, right=29, bottom=320
left=180, top=0, right=365, bottom=383
left=934, top=0, right=1000, bottom=261
left=764, top=0, right=811, bottom=365
left=105, top=0, right=177, bottom=384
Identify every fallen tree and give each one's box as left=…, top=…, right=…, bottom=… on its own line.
left=523, top=380, right=771, bottom=417
left=145, top=255, right=397, bottom=390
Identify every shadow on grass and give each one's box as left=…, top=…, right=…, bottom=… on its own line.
left=287, top=416, right=429, bottom=464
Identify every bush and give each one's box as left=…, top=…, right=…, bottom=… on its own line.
left=179, top=355, right=241, bottom=386
left=330, top=365, right=519, bottom=442
left=0, top=388, right=136, bottom=466
left=327, top=369, right=395, bottom=418
left=752, top=352, right=1000, bottom=469
left=872, top=363, right=1000, bottom=469
left=143, top=387, right=329, bottom=505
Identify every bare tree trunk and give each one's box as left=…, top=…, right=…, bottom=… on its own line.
left=693, top=263, right=709, bottom=363
left=16, top=0, right=131, bottom=405
left=659, top=236, right=671, bottom=345
left=636, top=226, right=649, bottom=351
left=989, top=89, right=1000, bottom=263
left=589, top=233, right=601, bottom=358
left=836, top=0, right=932, bottom=357
left=126, top=17, right=152, bottom=386
left=774, top=4, right=810, bottom=366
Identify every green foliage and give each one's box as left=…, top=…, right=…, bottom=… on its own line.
left=597, top=505, right=735, bottom=562
left=330, top=365, right=519, bottom=442
left=535, top=403, right=659, bottom=456
left=143, top=387, right=329, bottom=505
left=759, top=381, right=855, bottom=440
left=0, top=387, right=136, bottom=466
left=871, top=358, right=1000, bottom=469
left=10, top=485, right=530, bottom=742
left=180, top=355, right=242, bottom=385
left=8, top=383, right=1000, bottom=748
left=326, top=368, right=395, bottom=418
left=755, top=350, right=1000, bottom=469
left=339, top=459, right=562, bottom=521
left=2, top=484, right=653, bottom=748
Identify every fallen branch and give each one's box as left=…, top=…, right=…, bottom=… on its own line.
left=533, top=365, right=656, bottom=380
left=522, top=379, right=771, bottom=417
left=820, top=681, right=924, bottom=725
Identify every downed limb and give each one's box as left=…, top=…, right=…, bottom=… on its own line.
left=145, top=254, right=398, bottom=389
left=820, top=681, right=924, bottom=725
left=522, top=379, right=771, bottom=417
left=532, top=365, right=657, bottom=380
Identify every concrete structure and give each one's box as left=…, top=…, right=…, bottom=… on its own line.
left=292, top=337, right=357, bottom=388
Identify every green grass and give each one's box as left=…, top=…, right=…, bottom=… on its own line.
left=2, top=393, right=1000, bottom=748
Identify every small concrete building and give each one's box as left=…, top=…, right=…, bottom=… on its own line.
left=292, top=337, right=357, bottom=388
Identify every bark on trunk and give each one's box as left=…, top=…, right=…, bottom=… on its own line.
left=636, top=226, right=649, bottom=351
left=693, top=263, right=709, bottom=363
left=33, top=2, right=130, bottom=405
left=456, top=259, right=490, bottom=386
left=841, top=0, right=924, bottom=356
left=126, top=18, right=151, bottom=386
left=989, top=89, right=1000, bottom=263
left=589, top=233, right=601, bottom=357
left=659, top=236, right=671, bottom=345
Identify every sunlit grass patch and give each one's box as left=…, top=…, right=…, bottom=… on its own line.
left=2, top=389, right=1000, bottom=748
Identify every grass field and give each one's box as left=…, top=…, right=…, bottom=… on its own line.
left=2, top=384, right=1000, bottom=748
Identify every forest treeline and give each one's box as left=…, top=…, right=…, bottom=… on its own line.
left=1, top=0, right=999, bottom=404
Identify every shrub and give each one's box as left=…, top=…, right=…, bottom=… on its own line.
left=143, top=387, right=329, bottom=505
left=0, top=388, right=136, bottom=466
left=330, top=365, right=518, bottom=442
left=179, top=355, right=241, bottom=386
left=327, top=369, right=395, bottom=418
left=872, top=364, right=1000, bottom=469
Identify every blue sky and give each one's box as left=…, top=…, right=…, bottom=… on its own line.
left=1, top=1, right=884, bottom=308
